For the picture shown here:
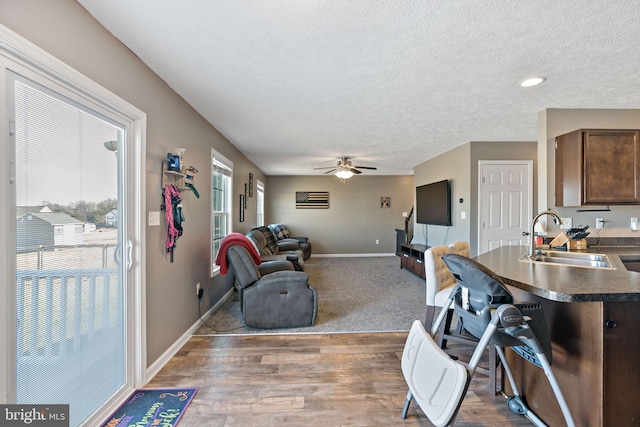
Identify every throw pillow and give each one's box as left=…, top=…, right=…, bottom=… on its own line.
left=268, top=223, right=291, bottom=240
left=257, top=226, right=279, bottom=254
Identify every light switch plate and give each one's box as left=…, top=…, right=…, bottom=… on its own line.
left=148, top=211, right=160, bottom=226
left=632, top=217, right=638, bottom=231
left=560, top=217, right=572, bottom=230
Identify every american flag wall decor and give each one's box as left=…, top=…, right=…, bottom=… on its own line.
left=295, top=191, right=329, bottom=209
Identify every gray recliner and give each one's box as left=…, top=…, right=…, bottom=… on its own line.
left=227, top=245, right=318, bottom=328
left=246, top=227, right=305, bottom=270
left=268, top=223, right=312, bottom=261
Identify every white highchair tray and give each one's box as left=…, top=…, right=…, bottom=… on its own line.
left=402, top=320, right=469, bottom=426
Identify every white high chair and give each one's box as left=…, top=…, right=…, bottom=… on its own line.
left=401, top=254, right=575, bottom=427
left=426, top=242, right=499, bottom=394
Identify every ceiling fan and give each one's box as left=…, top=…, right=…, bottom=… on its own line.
left=313, top=157, right=377, bottom=180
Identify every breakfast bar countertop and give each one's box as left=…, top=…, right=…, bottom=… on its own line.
left=473, top=245, right=640, bottom=303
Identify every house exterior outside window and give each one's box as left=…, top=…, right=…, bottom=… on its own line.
left=105, top=209, right=117, bottom=227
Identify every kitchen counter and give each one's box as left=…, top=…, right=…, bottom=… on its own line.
left=474, top=245, right=640, bottom=302
left=473, top=245, right=640, bottom=426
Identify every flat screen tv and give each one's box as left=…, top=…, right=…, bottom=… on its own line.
left=416, top=179, right=451, bottom=226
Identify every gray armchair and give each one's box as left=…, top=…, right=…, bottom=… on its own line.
left=268, top=223, right=311, bottom=260
left=246, top=227, right=305, bottom=270
left=226, top=245, right=318, bottom=328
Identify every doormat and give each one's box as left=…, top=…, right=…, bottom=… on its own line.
left=101, top=388, right=197, bottom=427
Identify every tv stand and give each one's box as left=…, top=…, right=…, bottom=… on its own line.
left=399, top=243, right=428, bottom=279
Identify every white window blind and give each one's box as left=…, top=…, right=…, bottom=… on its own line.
left=13, top=75, right=125, bottom=426
left=211, top=150, right=233, bottom=276
left=256, top=180, right=265, bottom=226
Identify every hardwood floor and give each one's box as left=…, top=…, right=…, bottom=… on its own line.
left=148, top=332, right=533, bottom=426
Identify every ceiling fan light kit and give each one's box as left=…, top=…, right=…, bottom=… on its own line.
left=335, top=169, right=354, bottom=180
left=313, top=157, right=377, bottom=181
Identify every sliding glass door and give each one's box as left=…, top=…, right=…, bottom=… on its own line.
left=2, top=25, right=146, bottom=427
left=9, top=72, right=128, bottom=426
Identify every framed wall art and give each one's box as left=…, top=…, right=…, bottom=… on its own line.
left=239, top=194, right=245, bottom=222
left=381, top=197, right=391, bottom=208
left=249, top=173, right=254, bottom=197
left=295, top=191, right=329, bottom=209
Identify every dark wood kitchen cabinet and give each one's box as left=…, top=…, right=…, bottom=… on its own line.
left=555, top=129, right=640, bottom=206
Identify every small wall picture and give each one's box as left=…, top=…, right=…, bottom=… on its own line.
left=249, top=173, right=254, bottom=197
left=239, top=195, right=245, bottom=222
left=381, top=197, right=391, bottom=208
left=244, top=183, right=249, bottom=208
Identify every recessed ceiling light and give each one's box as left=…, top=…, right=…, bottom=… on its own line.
left=520, top=77, right=546, bottom=87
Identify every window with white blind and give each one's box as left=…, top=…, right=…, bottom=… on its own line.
left=211, top=150, right=233, bottom=276
left=256, top=180, right=265, bottom=226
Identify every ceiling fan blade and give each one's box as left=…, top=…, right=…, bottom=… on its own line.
left=354, top=166, right=377, bottom=170
left=323, top=169, right=337, bottom=174
left=313, top=166, right=337, bottom=170
left=351, top=169, right=362, bottom=174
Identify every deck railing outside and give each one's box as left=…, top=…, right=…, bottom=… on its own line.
left=16, top=243, right=121, bottom=362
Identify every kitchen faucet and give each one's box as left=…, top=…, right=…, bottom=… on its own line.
left=526, top=210, right=562, bottom=259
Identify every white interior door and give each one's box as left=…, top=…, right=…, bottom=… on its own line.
left=478, top=161, right=532, bottom=254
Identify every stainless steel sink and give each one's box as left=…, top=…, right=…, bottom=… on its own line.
left=519, top=249, right=616, bottom=269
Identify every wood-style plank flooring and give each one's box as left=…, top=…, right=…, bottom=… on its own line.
left=148, top=332, right=532, bottom=426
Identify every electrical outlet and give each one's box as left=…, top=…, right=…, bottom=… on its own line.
left=596, top=218, right=605, bottom=229
left=560, top=217, right=572, bottom=230
left=196, top=283, right=200, bottom=296
left=631, top=217, right=638, bottom=231
left=375, top=239, right=379, bottom=244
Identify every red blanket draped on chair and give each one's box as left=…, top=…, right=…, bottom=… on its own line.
left=215, top=232, right=262, bottom=274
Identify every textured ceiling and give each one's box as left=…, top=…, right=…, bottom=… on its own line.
left=78, top=0, right=640, bottom=176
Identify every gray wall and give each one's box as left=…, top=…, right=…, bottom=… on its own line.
left=540, top=109, right=640, bottom=237
left=413, top=141, right=538, bottom=256
left=413, top=144, right=471, bottom=248
left=1, top=0, right=266, bottom=366
left=266, top=175, right=413, bottom=254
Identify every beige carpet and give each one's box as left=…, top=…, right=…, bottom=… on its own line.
left=194, top=256, right=426, bottom=335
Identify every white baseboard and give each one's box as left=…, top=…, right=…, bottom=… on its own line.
left=312, top=253, right=396, bottom=258
left=145, top=287, right=235, bottom=382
